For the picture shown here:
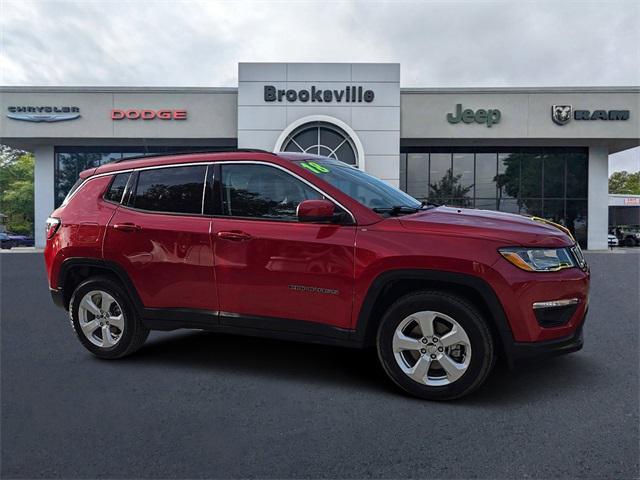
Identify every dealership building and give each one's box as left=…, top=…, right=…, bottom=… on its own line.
left=1, top=63, right=638, bottom=248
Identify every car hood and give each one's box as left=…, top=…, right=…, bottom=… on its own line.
left=398, top=206, right=574, bottom=247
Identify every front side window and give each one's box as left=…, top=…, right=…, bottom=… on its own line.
left=131, top=165, right=207, bottom=214
left=220, top=164, right=323, bottom=220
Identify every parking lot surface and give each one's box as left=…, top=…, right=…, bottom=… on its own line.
left=1, top=251, right=638, bottom=479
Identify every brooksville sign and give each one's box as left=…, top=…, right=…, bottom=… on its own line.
left=264, top=85, right=375, bottom=103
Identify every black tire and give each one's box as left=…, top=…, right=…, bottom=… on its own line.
left=69, top=276, right=149, bottom=359
left=377, top=290, right=495, bottom=401
left=624, top=237, right=635, bottom=247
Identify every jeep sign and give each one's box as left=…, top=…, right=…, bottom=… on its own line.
left=447, top=104, right=501, bottom=127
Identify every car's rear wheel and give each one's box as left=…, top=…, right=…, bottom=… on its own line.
left=69, top=277, right=149, bottom=359
left=377, top=291, right=495, bottom=400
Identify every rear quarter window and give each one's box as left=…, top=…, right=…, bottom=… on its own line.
left=61, top=178, right=84, bottom=206
left=103, top=172, right=132, bottom=204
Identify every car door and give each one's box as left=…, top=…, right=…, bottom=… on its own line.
left=211, top=161, right=356, bottom=330
left=103, top=164, right=218, bottom=313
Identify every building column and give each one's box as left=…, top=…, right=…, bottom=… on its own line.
left=587, top=146, right=609, bottom=250
left=34, top=145, right=55, bottom=248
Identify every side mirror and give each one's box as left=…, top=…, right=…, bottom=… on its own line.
left=297, top=199, right=336, bottom=223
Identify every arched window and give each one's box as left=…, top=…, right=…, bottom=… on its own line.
left=281, top=122, right=357, bottom=166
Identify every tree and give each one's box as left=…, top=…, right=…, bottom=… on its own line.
left=0, top=145, right=34, bottom=235
left=429, top=168, right=473, bottom=207
left=609, top=171, right=640, bottom=195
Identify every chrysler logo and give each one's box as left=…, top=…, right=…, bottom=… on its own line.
left=7, top=106, right=81, bottom=122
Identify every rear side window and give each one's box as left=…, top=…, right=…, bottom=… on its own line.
left=104, top=173, right=131, bottom=203
left=131, top=165, right=207, bottom=214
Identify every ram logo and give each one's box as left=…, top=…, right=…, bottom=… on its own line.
left=551, top=105, right=572, bottom=125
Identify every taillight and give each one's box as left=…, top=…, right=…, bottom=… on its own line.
left=46, top=217, right=61, bottom=239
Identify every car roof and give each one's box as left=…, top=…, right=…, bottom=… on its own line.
left=84, top=150, right=324, bottom=179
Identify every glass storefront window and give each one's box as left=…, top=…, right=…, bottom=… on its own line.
left=497, top=198, right=520, bottom=214
left=452, top=153, right=474, bottom=207
left=54, top=145, right=233, bottom=207
left=543, top=152, right=565, bottom=198
left=566, top=199, right=588, bottom=247
left=429, top=153, right=452, bottom=204
left=520, top=152, right=543, bottom=198
left=543, top=199, right=565, bottom=225
left=400, top=148, right=588, bottom=247
left=566, top=151, right=588, bottom=198
left=497, top=152, right=519, bottom=201
left=475, top=153, right=497, bottom=200
left=406, top=154, right=429, bottom=200
left=519, top=199, right=542, bottom=217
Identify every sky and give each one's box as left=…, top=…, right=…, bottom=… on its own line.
left=0, top=0, right=638, bottom=171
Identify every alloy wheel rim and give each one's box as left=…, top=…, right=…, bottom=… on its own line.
left=392, top=310, right=472, bottom=386
left=78, top=290, right=125, bottom=348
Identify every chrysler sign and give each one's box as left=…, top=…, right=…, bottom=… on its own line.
left=6, top=106, right=81, bottom=122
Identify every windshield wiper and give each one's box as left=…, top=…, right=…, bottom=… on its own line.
left=372, top=205, right=421, bottom=216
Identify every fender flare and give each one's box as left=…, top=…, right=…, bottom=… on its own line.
left=352, top=269, right=514, bottom=347
left=57, top=257, right=145, bottom=314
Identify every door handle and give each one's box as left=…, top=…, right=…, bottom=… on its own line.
left=217, top=231, right=252, bottom=241
left=113, top=223, right=141, bottom=232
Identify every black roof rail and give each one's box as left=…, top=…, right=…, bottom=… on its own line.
left=113, top=148, right=277, bottom=163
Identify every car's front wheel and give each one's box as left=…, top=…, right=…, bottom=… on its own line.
left=377, top=291, right=495, bottom=400
left=69, top=277, right=149, bottom=359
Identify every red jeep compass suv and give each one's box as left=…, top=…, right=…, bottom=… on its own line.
left=44, top=150, right=589, bottom=400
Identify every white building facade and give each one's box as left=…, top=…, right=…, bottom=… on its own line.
left=1, top=63, right=638, bottom=249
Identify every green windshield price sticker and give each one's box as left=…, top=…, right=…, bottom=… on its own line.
left=301, top=161, right=330, bottom=174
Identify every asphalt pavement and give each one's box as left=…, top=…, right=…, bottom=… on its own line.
left=1, top=250, right=638, bottom=479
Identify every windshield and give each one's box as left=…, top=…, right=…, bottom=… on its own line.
left=294, top=158, right=421, bottom=213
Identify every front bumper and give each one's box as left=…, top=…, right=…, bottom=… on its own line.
left=503, top=309, right=586, bottom=370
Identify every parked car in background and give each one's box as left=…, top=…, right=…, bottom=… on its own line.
left=0, top=232, right=18, bottom=249
left=608, top=233, right=619, bottom=247
left=6, top=232, right=35, bottom=247
left=614, top=226, right=640, bottom=247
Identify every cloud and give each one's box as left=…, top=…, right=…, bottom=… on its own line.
left=0, top=0, right=638, bottom=87
left=610, top=147, right=640, bottom=174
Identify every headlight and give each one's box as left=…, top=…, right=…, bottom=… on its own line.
left=499, top=247, right=576, bottom=272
